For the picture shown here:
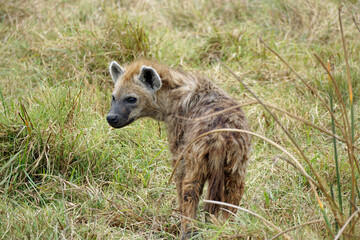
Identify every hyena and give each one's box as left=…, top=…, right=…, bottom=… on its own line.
left=106, top=59, right=251, bottom=239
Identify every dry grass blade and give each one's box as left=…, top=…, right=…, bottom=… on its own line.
left=313, top=54, right=349, bottom=138
left=263, top=102, right=349, bottom=146
left=169, top=128, right=316, bottom=190
left=347, top=214, right=360, bottom=234
left=167, top=128, right=327, bottom=234
left=258, top=37, right=342, bottom=133
left=339, top=7, right=353, bottom=105
left=353, top=16, right=360, bottom=33
left=203, top=200, right=292, bottom=240
left=334, top=208, right=360, bottom=240
left=217, top=57, right=340, bottom=220
left=256, top=38, right=356, bottom=227
left=270, top=219, right=323, bottom=240
left=176, top=100, right=354, bottom=148
left=314, top=54, right=360, bottom=171
left=338, top=7, right=357, bottom=218
left=275, top=156, right=304, bottom=176
left=174, top=100, right=258, bottom=121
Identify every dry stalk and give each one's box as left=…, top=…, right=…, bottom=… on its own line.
left=258, top=38, right=343, bottom=136
left=175, top=100, right=357, bottom=149
left=168, top=128, right=316, bottom=187
left=347, top=214, right=360, bottom=234
left=314, top=53, right=360, bottom=175
left=168, top=127, right=333, bottom=231
left=174, top=100, right=258, bottom=121
left=203, top=199, right=292, bottom=240
left=339, top=7, right=358, bottom=218
left=334, top=208, right=360, bottom=240
left=353, top=16, right=360, bottom=33
left=313, top=54, right=350, bottom=142
left=218, top=57, right=340, bottom=224
left=257, top=38, right=347, bottom=225
left=263, top=102, right=346, bottom=145
left=270, top=219, right=323, bottom=240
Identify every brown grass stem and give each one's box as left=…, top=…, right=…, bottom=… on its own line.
left=218, top=58, right=340, bottom=222
left=313, top=54, right=349, bottom=139
left=347, top=215, right=360, bottom=235
left=339, top=7, right=357, bottom=218
left=334, top=208, right=360, bottom=240
left=339, top=8, right=354, bottom=105
left=270, top=219, right=323, bottom=240
left=175, top=100, right=357, bottom=149
left=262, top=102, right=346, bottom=145
left=168, top=128, right=317, bottom=188
left=314, top=53, right=360, bottom=177
left=353, top=16, right=360, bottom=33
left=327, top=60, right=343, bottom=214
left=275, top=156, right=306, bottom=177
left=167, top=128, right=328, bottom=231
left=258, top=37, right=343, bottom=136
left=203, top=199, right=292, bottom=240
left=174, top=100, right=258, bottom=121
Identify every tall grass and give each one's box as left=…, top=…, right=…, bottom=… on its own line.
left=1, top=0, right=359, bottom=239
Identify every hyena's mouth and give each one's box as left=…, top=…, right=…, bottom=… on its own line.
left=110, top=117, right=135, bottom=129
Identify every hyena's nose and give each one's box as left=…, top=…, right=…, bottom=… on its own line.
left=106, top=114, right=119, bottom=124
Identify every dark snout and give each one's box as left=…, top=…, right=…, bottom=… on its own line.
left=106, top=103, right=136, bottom=128
left=106, top=114, right=119, bottom=125
left=106, top=112, right=135, bottom=128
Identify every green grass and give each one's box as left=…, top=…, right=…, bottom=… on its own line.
left=1, top=0, right=359, bottom=239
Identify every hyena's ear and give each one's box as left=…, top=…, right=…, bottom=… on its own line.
left=109, top=61, right=124, bottom=84
left=139, top=66, right=162, bottom=92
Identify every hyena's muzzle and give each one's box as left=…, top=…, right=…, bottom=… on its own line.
left=106, top=99, right=136, bottom=128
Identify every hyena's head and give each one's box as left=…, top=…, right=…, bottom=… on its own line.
left=106, top=61, right=162, bottom=128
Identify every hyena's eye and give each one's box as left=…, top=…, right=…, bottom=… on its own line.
left=126, top=97, right=137, bottom=104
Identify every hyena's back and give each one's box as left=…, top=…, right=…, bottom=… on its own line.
left=165, top=75, right=251, bottom=221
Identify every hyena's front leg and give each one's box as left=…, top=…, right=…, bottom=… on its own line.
left=180, top=169, right=206, bottom=240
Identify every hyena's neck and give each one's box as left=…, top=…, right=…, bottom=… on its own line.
left=154, top=69, right=224, bottom=125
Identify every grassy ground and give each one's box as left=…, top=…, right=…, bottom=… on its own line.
left=0, top=0, right=359, bottom=239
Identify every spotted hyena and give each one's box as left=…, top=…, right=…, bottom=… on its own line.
left=106, top=59, right=251, bottom=239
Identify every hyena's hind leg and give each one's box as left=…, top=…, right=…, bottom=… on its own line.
left=180, top=172, right=206, bottom=239
left=179, top=152, right=208, bottom=239
left=203, top=150, right=226, bottom=222
left=222, top=169, right=246, bottom=220
left=203, top=171, right=225, bottom=218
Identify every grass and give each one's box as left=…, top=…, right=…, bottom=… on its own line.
left=1, top=0, right=359, bottom=239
